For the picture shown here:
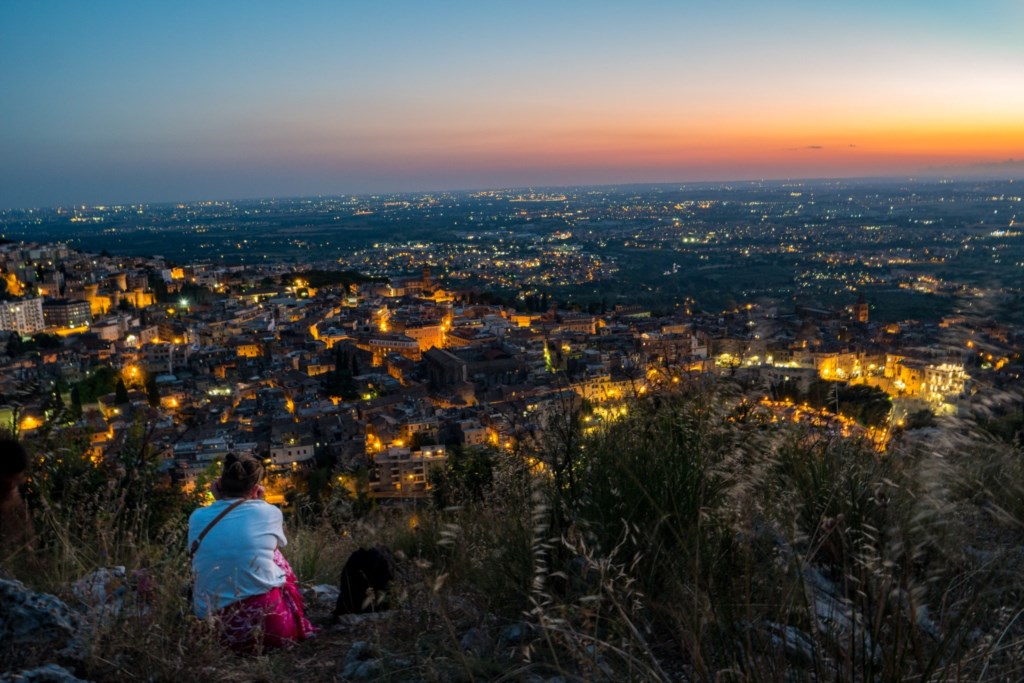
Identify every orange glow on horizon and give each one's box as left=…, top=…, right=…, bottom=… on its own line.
left=278, top=111, right=1024, bottom=182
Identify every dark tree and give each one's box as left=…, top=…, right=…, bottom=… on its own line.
left=76, top=366, right=117, bottom=404
left=115, top=378, right=129, bottom=405
left=145, top=377, right=161, bottom=408
left=409, top=430, right=437, bottom=450
left=5, top=334, right=22, bottom=357
left=33, top=333, right=62, bottom=350
left=69, top=386, right=83, bottom=420
left=42, top=386, right=65, bottom=420
left=323, top=366, right=358, bottom=401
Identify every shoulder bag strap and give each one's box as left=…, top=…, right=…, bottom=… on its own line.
left=189, top=498, right=247, bottom=559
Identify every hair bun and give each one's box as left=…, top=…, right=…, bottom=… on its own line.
left=220, top=453, right=263, bottom=497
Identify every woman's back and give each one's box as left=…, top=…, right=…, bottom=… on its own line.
left=188, top=499, right=287, bottom=618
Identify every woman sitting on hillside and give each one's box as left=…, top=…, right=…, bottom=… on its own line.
left=188, top=453, right=316, bottom=653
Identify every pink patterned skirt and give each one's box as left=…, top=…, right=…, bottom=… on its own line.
left=217, top=549, right=318, bottom=653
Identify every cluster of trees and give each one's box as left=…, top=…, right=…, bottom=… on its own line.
left=520, top=291, right=552, bottom=312
left=519, top=290, right=613, bottom=315
left=321, top=344, right=361, bottom=401
left=38, top=366, right=165, bottom=423
left=5, top=333, right=62, bottom=358
left=458, top=288, right=514, bottom=307
left=115, top=374, right=161, bottom=408
left=429, top=445, right=497, bottom=509
left=74, top=366, right=117, bottom=404
left=773, top=378, right=893, bottom=427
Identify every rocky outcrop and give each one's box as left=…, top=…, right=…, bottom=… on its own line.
left=71, top=566, right=152, bottom=626
left=0, top=580, right=86, bottom=674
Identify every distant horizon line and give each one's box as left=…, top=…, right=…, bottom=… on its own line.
left=3, top=171, right=1022, bottom=214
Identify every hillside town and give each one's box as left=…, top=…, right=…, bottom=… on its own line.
left=1, top=240, right=1017, bottom=502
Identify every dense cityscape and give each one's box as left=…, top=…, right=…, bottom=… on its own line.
left=1, top=179, right=1021, bottom=504
left=5, top=0, right=1024, bottom=678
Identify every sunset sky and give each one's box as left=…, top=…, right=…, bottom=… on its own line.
left=2, top=0, right=1023, bottom=208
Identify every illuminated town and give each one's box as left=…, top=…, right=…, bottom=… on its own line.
left=1, top=181, right=1020, bottom=501
left=4, top=0, right=1024, bottom=677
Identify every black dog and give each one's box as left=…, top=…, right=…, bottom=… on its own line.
left=333, top=547, right=394, bottom=618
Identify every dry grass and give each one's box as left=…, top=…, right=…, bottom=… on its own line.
left=5, top=379, right=1024, bottom=681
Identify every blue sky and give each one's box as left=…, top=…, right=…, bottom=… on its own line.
left=2, top=1, right=1022, bottom=207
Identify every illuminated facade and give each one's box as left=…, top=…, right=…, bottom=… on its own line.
left=42, top=298, right=92, bottom=329
left=0, top=298, right=45, bottom=335
left=269, top=435, right=315, bottom=467
left=886, top=355, right=968, bottom=405
left=370, top=445, right=447, bottom=498
left=368, top=335, right=421, bottom=365
left=397, top=322, right=444, bottom=352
